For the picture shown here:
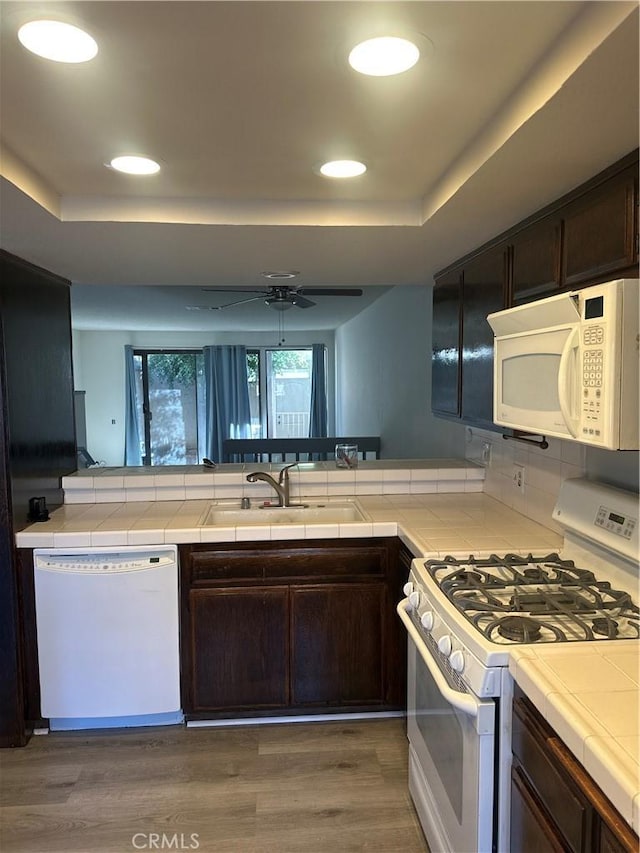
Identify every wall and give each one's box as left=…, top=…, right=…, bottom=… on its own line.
left=466, top=426, right=639, bottom=532
left=72, top=328, right=335, bottom=466
left=335, top=285, right=466, bottom=459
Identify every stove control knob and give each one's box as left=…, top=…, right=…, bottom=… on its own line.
left=408, top=590, right=421, bottom=609
left=402, top=581, right=414, bottom=597
left=420, top=611, right=434, bottom=631
left=437, top=635, right=452, bottom=656
left=449, top=650, right=465, bottom=673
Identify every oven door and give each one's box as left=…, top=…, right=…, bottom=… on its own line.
left=398, top=600, right=497, bottom=853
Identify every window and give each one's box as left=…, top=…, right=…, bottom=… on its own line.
left=130, top=346, right=323, bottom=465
left=132, top=350, right=205, bottom=465
left=248, top=348, right=314, bottom=438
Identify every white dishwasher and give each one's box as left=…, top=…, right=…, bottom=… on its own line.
left=34, top=545, right=182, bottom=731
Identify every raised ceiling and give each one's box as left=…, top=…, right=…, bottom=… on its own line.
left=0, top=1, right=638, bottom=331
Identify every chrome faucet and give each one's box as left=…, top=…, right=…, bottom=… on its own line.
left=245, top=462, right=298, bottom=507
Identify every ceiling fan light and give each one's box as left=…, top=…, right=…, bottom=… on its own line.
left=18, top=20, right=98, bottom=63
left=348, top=36, right=419, bottom=76
left=266, top=299, right=292, bottom=311
left=319, top=160, right=366, bottom=179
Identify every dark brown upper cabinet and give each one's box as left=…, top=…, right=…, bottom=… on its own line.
left=432, top=149, right=639, bottom=429
left=460, top=244, right=508, bottom=427
left=511, top=216, right=562, bottom=305
left=562, top=163, right=638, bottom=288
left=431, top=270, right=462, bottom=417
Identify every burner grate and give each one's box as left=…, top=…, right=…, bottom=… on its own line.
left=424, top=552, right=639, bottom=645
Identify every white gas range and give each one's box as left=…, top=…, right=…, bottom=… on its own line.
left=397, top=478, right=639, bottom=853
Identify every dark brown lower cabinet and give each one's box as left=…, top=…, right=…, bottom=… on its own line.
left=190, top=586, right=289, bottom=710
left=291, top=583, right=385, bottom=705
left=511, top=687, right=639, bottom=853
left=180, top=538, right=406, bottom=719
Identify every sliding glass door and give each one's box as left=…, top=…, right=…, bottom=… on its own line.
left=133, top=351, right=205, bottom=465
left=247, top=348, right=314, bottom=438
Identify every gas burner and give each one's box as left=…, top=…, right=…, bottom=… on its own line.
left=593, top=617, right=619, bottom=638
left=496, top=616, right=542, bottom=643
left=522, top=567, right=547, bottom=581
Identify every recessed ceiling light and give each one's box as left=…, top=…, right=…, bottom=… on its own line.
left=18, top=20, right=98, bottom=63
left=319, top=160, right=367, bottom=178
left=261, top=271, right=300, bottom=280
left=109, top=156, right=161, bottom=175
left=349, top=36, right=420, bottom=76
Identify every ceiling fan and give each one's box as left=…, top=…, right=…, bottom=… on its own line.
left=196, top=284, right=364, bottom=311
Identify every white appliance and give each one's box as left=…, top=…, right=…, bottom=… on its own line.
left=34, top=545, right=181, bottom=730
left=397, top=479, right=639, bottom=853
left=487, top=279, right=639, bottom=449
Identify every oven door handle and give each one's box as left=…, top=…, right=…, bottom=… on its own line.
left=397, top=599, right=484, bottom=720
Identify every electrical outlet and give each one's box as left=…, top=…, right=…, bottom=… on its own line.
left=512, top=464, right=525, bottom=494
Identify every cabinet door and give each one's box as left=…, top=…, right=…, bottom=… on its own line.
left=511, top=765, right=568, bottom=853
left=290, top=583, right=385, bottom=706
left=562, top=167, right=638, bottom=287
left=461, top=245, right=507, bottom=426
left=511, top=217, right=562, bottom=304
left=188, top=586, right=289, bottom=711
left=598, top=820, right=639, bottom=853
left=432, top=271, right=462, bottom=416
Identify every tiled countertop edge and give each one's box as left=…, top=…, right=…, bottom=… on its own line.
left=509, top=647, right=640, bottom=833
left=62, top=461, right=485, bottom=504
left=15, top=492, right=563, bottom=554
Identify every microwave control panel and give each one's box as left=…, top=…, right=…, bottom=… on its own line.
left=581, top=324, right=605, bottom=439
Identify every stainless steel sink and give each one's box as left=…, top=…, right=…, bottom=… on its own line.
left=199, top=500, right=367, bottom=526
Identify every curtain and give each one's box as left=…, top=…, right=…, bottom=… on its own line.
left=124, top=345, right=143, bottom=465
left=308, top=343, right=327, bottom=438
left=203, top=345, right=252, bottom=463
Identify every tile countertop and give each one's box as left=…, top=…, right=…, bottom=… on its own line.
left=15, top=492, right=562, bottom=553
left=509, top=644, right=640, bottom=834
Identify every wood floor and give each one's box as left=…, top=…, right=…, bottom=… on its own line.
left=0, top=717, right=429, bottom=853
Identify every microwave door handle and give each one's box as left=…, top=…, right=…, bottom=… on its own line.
left=558, top=326, right=580, bottom=438
left=397, top=599, right=481, bottom=718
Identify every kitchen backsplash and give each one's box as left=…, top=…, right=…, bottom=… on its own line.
left=465, top=428, right=586, bottom=534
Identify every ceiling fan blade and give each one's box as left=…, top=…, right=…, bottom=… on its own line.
left=292, top=294, right=315, bottom=308
left=201, top=287, right=267, bottom=295
left=298, top=288, right=363, bottom=296
left=210, top=295, right=266, bottom=309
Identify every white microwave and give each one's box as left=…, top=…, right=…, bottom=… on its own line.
left=487, top=279, right=639, bottom=450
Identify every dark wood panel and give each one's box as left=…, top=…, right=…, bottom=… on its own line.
left=598, top=819, right=639, bottom=853
left=0, top=336, right=25, bottom=747
left=512, top=696, right=591, bottom=852
left=290, top=583, right=385, bottom=705
left=0, top=251, right=75, bottom=748
left=186, top=539, right=390, bottom=584
left=511, top=765, right=568, bottom=853
left=15, top=549, right=41, bottom=725
left=0, top=250, right=76, bottom=526
left=431, top=272, right=461, bottom=416
left=460, top=244, right=507, bottom=426
left=562, top=166, right=637, bottom=287
left=189, top=586, right=289, bottom=710
left=511, top=217, right=562, bottom=304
